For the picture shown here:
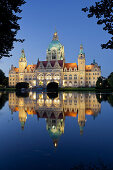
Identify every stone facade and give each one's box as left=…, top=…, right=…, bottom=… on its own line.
left=9, top=32, right=101, bottom=88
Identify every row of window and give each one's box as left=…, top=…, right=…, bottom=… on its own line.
left=64, top=75, right=77, bottom=80
left=86, top=77, right=99, bottom=80
left=86, top=72, right=100, bottom=75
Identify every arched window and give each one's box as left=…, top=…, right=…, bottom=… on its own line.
left=74, top=67, right=77, bottom=71
left=52, top=50, right=57, bottom=59
left=69, top=67, right=72, bottom=72
left=38, top=74, right=44, bottom=80
left=74, top=75, right=77, bottom=80
left=64, top=75, right=67, bottom=80
left=69, top=81, right=72, bottom=86
left=54, top=74, right=60, bottom=80
left=69, top=75, right=72, bottom=80
left=46, top=74, right=52, bottom=80
left=74, top=81, right=77, bottom=84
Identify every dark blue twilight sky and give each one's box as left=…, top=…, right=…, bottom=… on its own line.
left=0, top=0, right=112, bottom=77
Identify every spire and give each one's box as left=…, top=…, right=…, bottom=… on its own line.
left=79, top=44, right=85, bottom=55
left=21, top=49, right=26, bottom=58
left=93, top=59, right=95, bottom=64
left=53, top=31, right=59, bottom=40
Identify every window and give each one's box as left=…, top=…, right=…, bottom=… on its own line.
left=64, top=75, right=67, bottom=80
left=38, top=74, right=44, bottom=80
left=74, top=68, right=76, bottom=71
left=69, top=81, right=72, bottom=86
left=69, top=75, right=72, bottom=80
left=74, top=75, right=77, bottom=80
left=46, top=74, right=52, bottom=80
left=52, top=50, right=56, bottom=59
left=54, top=74, right=60, bottom=80
left=74, top=81, right=77, bottom=85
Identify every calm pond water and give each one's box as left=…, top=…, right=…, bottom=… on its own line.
left=0, top=91, right=113, bottom=170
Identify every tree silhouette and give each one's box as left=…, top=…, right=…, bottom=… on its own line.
left=82, top=0, right=113, bottom=49
left=0, top=0, right=26, bottom=59
left=0, top=69, right=8, bottom=87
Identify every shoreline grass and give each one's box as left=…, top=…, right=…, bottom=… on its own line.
left=58, top=87, right=113, bottom=92
left=0, top=87, right=113, bottom=93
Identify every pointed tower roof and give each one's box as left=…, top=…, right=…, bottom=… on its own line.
left=79, top=44, right=85, bottom=55
left=21, top=49, right=26, bottom=58
left=19, top=49, right=27, bottom=62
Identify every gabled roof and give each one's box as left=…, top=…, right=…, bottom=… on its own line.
left=64, top=63, right=77, bottom=70
left=37, top=60, right=63, bottom=68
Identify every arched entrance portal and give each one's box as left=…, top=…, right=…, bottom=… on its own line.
left=47, top=82, right=58, bottom=92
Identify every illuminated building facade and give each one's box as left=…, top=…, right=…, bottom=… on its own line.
left=9, top=32, right=101, bottom=88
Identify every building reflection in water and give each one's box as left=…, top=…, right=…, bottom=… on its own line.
left=9, top=92, right=101, bottom=147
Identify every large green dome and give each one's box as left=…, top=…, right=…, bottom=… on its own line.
left=48, top=40, right=62, bottom=51
left=47, top=31, right=62, bottom=51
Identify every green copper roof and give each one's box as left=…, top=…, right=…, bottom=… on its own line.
left=21, top=49, right=26, bottom=58
left=48, top=40, right=62, bottom=51
left=79, top=44, right=85, bottom=55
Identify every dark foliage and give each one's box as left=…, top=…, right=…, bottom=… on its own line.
left=96, top=77, right=103, bottom=89
left=108, top=72, right=113, bottom=88
left=16, top=82, right=29, bottom=90
left=0, top=69, right=8, bottom=87
left=0, top=0, right=26, bottom=59
left=47, top=82, right=58, bottom=92
left=96, top=76, right=111, bottom=89
left=82, top=0, right=113, bottom=49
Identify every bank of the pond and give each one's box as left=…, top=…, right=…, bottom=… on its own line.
left=58, top=87, right=113, bottom=92
left=0, top=88, right=16, bottom=92
left=0, top=87, right=113, bottom=93
left=58, top=87, right=95, bottom=91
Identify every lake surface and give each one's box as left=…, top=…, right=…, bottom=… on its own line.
left=0, top=91, right=113, bottom=170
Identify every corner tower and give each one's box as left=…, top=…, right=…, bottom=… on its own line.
left=19, top=49, right=27, bottom=72
left=78, top=44, right=86, bottom=87
left=46, top=31, right=65, bottom=61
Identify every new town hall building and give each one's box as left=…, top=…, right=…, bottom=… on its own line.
left=9, top=32, right=101, bottom=88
